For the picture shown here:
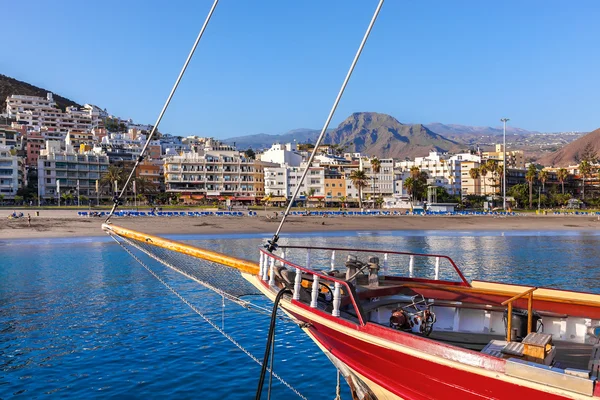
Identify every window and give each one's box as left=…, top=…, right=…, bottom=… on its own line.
left=46, top=178, right=52, bottom=183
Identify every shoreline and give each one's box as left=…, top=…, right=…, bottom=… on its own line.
left=1, top=210, right=599, bottom=240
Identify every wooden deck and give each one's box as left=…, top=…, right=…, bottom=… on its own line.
left=429, top=331, right=594, bottom=371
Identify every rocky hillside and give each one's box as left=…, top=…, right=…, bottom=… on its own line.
left=324, top=112, right=461, bottom=159
left=537, top=127, right=600, bottom=166
left=0, top=74, right=81, bottom=112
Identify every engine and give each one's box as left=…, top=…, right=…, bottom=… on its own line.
left=389, top=295, right=436, bottom=336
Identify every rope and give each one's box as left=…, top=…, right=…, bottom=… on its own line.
left=114, top=233, right=295, bottom=322
left=334, top=370, right=341, bottom=400
left=105, top=0, right=220, bottom=223
left=266, top=0, right=385, bottom=252
left=255, top=289, right=292, bottom=400
left=110, top=234, right=308, bottom=400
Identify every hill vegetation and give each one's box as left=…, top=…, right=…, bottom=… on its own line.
left=0, top=74, right=81, bottom=112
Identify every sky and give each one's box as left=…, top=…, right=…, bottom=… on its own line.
left=2, top=0, right=599, bottom=137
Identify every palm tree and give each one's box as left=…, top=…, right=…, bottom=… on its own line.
left=100, top=166, right=124, bottom=194
left=495, top=164, right=504, bottom=195
left=557, top=168, right=568, bottom=194
left=485, top=160, right=498, bottom=194
left=579, top=160, right=592, bottom=200
left=349, top=169, right=368, bottom=209
left=469, top=168, right=480, bottom=195
left=538, top=170, right=548, bottom=192
left=371, top=157, right=381, bottom=207
left=403, top=177, right=415, bottom=209
left=525, top=164, right=537, bottom=209
left=479, top=164, right=489, bottom=195
left=262, top=193, right=272, bottom=211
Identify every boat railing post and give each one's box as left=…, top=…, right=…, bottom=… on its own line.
left=332, top=282, right=342, bottom=317
left=409, top=255, right=414, bottom=278
left=434, top=257, right=440, bottom=280
left=269, top=256, right=276, bottom=286
left=280, top=250, right=286, bottom=266
left=293, top=267, right=302, bottom=300
left=330, top=250, right=336, bottom=271
left=527, top=292, right=533, bottom=334
left=310, top=275, right=320, bottom=308
left=306, top=249, right=311, bottom=269
left=259, top=251, right=264, bottom=277
left=262, top=254, right=270, bottom=281
left=507, top=302, right=513, bottom=341
left=383, top=253, right=388, bottom=275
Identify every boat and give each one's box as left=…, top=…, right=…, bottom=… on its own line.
left=104, top=224, right=600, bottom=399
left=101, top=0, right=600, bottom=398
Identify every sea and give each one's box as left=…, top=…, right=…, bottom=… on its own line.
left=2, top=230, right=600, bottom=399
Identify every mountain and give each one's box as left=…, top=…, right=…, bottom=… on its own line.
left=323, top=112, right=461, bottom=159
left=424, top=122, right=540, bottom=137
left=224, top=128, right=321, bottom=150
left=0, top=74, right=81, bottom=112
left=537, top=127, right=600, bottom=167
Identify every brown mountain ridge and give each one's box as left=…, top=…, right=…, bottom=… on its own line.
left=324, top=112, right=462, bottom=159
left=537, top=127, right=600, bottom=167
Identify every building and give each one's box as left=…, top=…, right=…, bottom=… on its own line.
left=25, top=130, right=45, bottom=168
left=0, top=145, right=22, bottom=199
left=259, top=143, right=302, bottom=167
left=394, top=151, right=472, bottom=196
left=0, top=126, right=20, bottom=148
left=264, top=164, right=325, bottom=201
left=7, top=93, right=102, bottom=134
left=361, top=158, right=395, bottom=199
left=164, top=139, right=269, bottom=201
left=482, top=144, right=525, bottom=169
left=38, top=141, right=109, bottom=204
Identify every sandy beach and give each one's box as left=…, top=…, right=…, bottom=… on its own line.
left=1, top=209, right=599, bottom=240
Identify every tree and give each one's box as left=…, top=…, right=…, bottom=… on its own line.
left=371, top=157, right=381, bottom=207
left=101, top=166, right=125, bottom=194
left=244, top=149, right=256, bottom=159
left=495, top=164, right=504, bottom=195
left=579, top=160, right=592, bottom=201
left=557, top=168, right=568, bottom=194
left=525, top=164, right=537, bottom=209
left=0, top=194, right=4, bottom=206
left=79, top=195, right=89, bottom=205
left=469, top=167, right=480, bottom=194
left=14, top=195, right=23, bottom=205
left=538, top=170, right=548, bottom=192
left=349, top=169, right=368, bottom=209
left=479, top=164, right=489, bottom=195
left=508, top=183, right=529, bottom=209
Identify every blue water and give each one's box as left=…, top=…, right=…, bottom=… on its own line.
left=2, top=230, right=600, bottom=399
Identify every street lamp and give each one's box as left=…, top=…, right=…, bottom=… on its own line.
left=501, top=118, right=510, bottom=210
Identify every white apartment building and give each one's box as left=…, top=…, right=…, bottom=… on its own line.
left=0, top=145, right=23, bottom=199
left=38, top=141, right=109, bottom=202
left=394, top=151, right=480, bottom=195
left=7, top=93, right=102, bottom=134
left=164, top=139, right=268, bottom=199
left=259, top=143, right=302, bottom=167
left=264, top=164, right=325, bottom=199
left=360, top=157, right=395, bottom=198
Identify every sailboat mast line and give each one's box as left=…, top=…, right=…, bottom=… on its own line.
left=269, top=0, right=385, bottom=248
left=105, top=0, right=220, bottom=223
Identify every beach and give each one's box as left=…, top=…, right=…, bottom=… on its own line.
left=1, top=209, right=599, bottom=240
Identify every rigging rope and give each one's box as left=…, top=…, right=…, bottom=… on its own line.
left=266, top=0, right=385, bottom=252
left=110, top=234, right=308, bottom=400
left=105, top=0, right=220, bottom=223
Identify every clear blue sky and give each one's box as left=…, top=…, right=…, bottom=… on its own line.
left=2, top=0, right=599, bottom=137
